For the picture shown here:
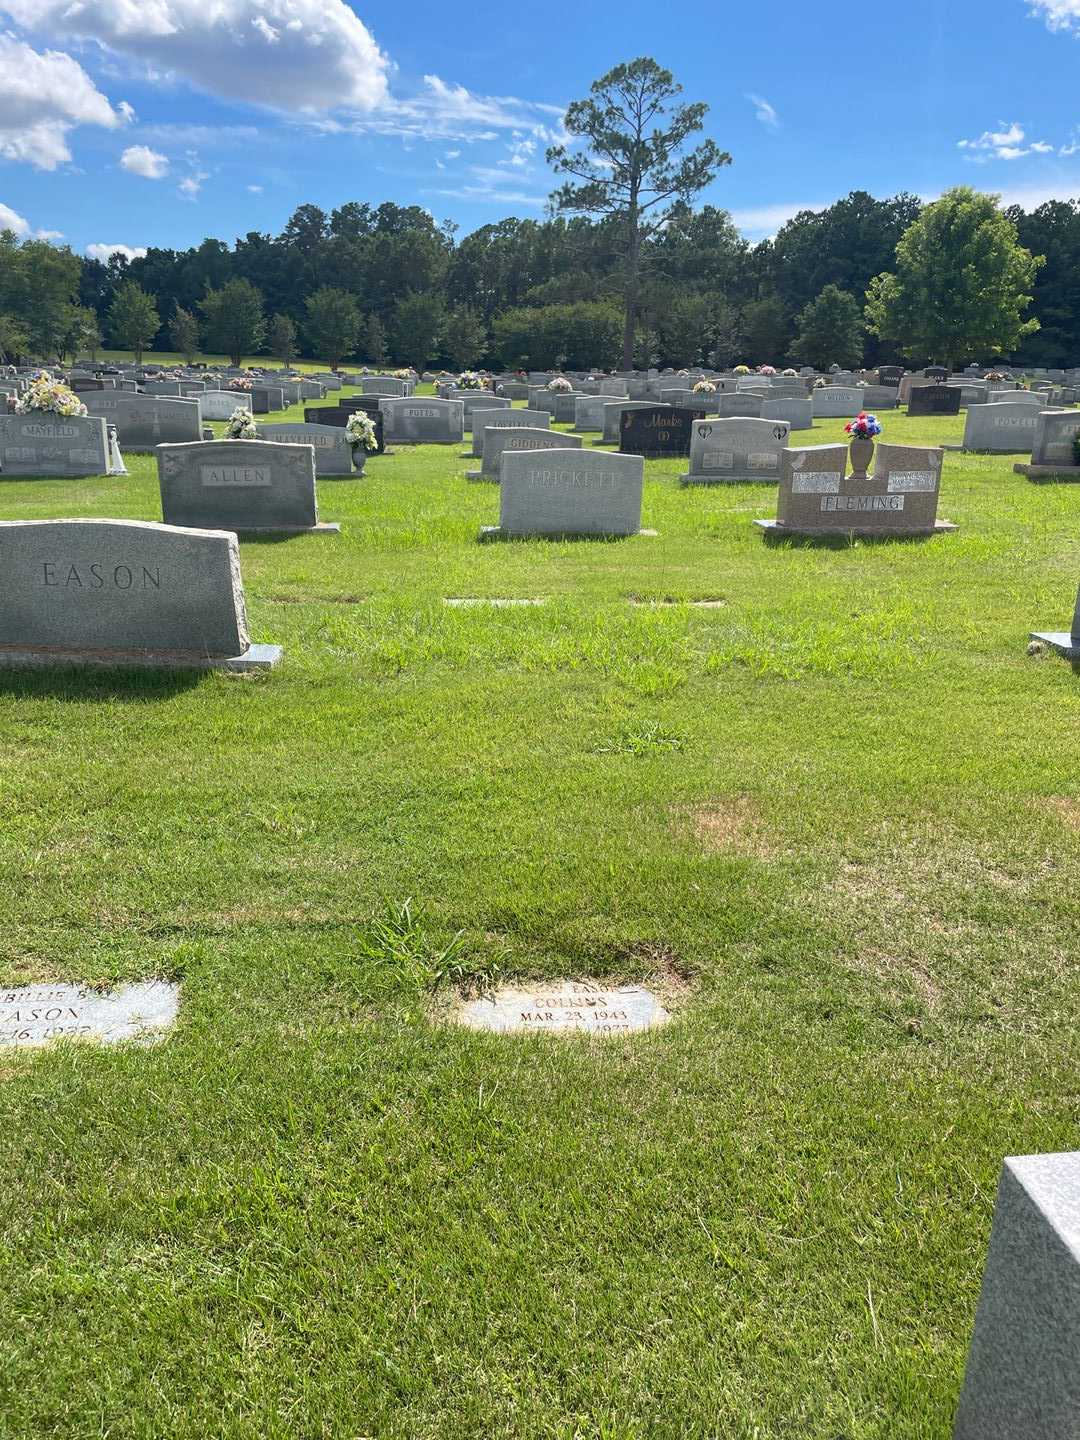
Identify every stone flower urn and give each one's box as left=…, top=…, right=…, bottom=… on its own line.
left=848, top=435, right=875, bottom=479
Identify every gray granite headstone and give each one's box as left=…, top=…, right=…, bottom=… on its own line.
left=200, top=391, right=253, bottom=422
left=812, top=386, right=865, bottom=419
left=488, top=448, right=646, bottom=539
left=552, top=391, right=579, bottom=424
left=158, top=439, right=334, bottom=535
left=457, top=980, right=669, bottom=1036
left=1031, top=410, right=1080, bottom=466
left=379, top=398, right=463, bottom=444
left=0, top=979, right=179, bottom=1048
left=574, top=394, right=623, bottom=432
left=962, top=402, right=1045, bottom=453
left=955, top=1152, right=1080, bottom=1438
left=471, top=407, right=549, bottom=457
left=454, top=393, right=510, bottom=430
left=362, top=377, right=409, bottom=397
left=761, top=397, right=813, bottom=430
left=759, top=441, right=953, bottom=536
left=0, top=518, right=279, bottom=669
left=258, top=423, right=356, bottom=476
left=716, top=393, right=764, bottom=419
left=681, top=417, right=791, bottom=485
left=469, top=426, right=581, bottom=481
left=83, top=393, right=202, bottom=452
left=250, top=385, right=285, bottom=415
left=0, top=413, right=110, bottom=477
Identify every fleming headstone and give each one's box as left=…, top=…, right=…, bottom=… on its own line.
left=83, top=394, right=202, bottom=452
left=258, top=423, right=357, bottom=477
left=757, top=441, right=955, bottom=537
left=0, top=980, right=179, bottom=1048
left=1013, top=410, right=1080, bottom=480
left=468, top=427, right=581, bottom=482
left=483, top=448, right=648, bottom=540
left=908, top=385, right=961, bottom=417
left=457, top=980, right=670, bottom=1037
left=157, top=440, right=337, bottom=536
left=0, top=413, right=110, bottom=477
left=680, top=417, right=791, bottom=485
left=954, top=1152, right=1080, bottom=1438
left=1031, top=586, right=1080, bottom=660
left=471, top=407, right=549, bottom=458
left=379, top=397, right=463, bottom=444
left=620, top=406, right=693, bottom=458
left=0, top=518, right=280, bottom=670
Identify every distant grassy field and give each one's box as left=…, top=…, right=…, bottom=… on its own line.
left=84, top=348, right=395, bottom=373
left=0, top=386, right=1078, bottom=1438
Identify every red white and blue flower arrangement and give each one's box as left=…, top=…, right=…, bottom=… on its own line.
left=844, top=411, right=882, bottom=439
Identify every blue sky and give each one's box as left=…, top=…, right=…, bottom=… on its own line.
left=3, top=0, right=1080, bottom=261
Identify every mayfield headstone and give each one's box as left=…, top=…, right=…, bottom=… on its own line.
left=757, top=441, right=954, bottom=536
left=0, top=517, right=280, bottom=669
left=379, top=397, right=464, bottom=444
left=469, top=426, right=581, bottom=481
left=0, top=980, right=179, bottom=1048
left=471, top=407, right=549, bottom=458
left=680, top=417, right=791, bottom=485
left=620, top=406, right=694, bottom=458
left=157, top=440, right=337, bottom=535
left=908, top=385, right=961, bottom=417
left=457, top=980, right=670, bottom=1036
left=0, top=413, right=110, bottom=477
left=83, top=394, right=202, bottom=452
left=459, top=393, right=511, bottom=431
left=485, top=448, right=647, bottom=539
left=955, top=1152, right=1080, bottom=1438
left=259, top=423, right=357, bottom=476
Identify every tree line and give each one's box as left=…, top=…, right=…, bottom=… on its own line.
left=0, top=55, right=1070, bottom=372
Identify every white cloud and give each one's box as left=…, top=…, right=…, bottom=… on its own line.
left=36, top=228, right=64, bottom=240
left=0, top=0, right=389, bottom=112
left=86, top=243, right=147, bottom=263
left=121, top=144, right=169, bottom=178
left=426, top=184, right=547, bottom=208
left=178, top=169, right=208, bottom=199
left=730, top=201, right=827, bottom=240
left=0, top=34, right=128, bottom=169
left=1029, top=0, right=1080, bottom=31
left=746, top=93, right=779, bottom=129
left=0, top=201, right=29, bottom=236
left=958, top=121, right=1054, bottom=161
left=246, top=183, right=263, bottom=193
left=351, top=74, right=566, bottom=146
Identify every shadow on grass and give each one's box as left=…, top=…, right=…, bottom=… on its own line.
left=0, top=666, right=207, bottom=702
left=759, top=529, right=945, bottom=551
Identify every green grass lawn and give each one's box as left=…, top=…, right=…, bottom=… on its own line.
left=0, top=387, right=1078, bottom=1438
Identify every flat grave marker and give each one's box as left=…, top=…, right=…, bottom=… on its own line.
left=457, top=980, right=669, bottom=1037
left=0, top=980, right=179, bottom=1049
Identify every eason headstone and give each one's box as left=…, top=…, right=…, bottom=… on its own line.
left=259, top=423, right=357, bottom=477
left=201, top=391, right=253, bottom=422
left=908, top=385, right=961, bottom=417
left=379, top=397, right=464, bottom=444
left=157, top=440, right=337, bottom=536
left=83, top=393, right=202, bottom=452
left=1013, top=410, right=1080, bottom=480
left=954, top=1152, right=1080, bottom=1438
left=483, top=448, right=648, bottom=540
left=0, top=518, right=280, bottom=670
left=471, top=407, right=549, bottom=457
left=468, top=426, right=581, bottom=482
left=603, top=400, right=668, bottom=445
left=620, top=406, right=694, bottom=458
left=960, top=402, right=1044, bottom=453
left=0, top=980, right=179, bottom=1048
left=457, top=980, right=669, bottom=1037
left=0, top=413, right=110, bottom=477
left=812, top=386, right=866, bottom=419
left=1031, top=586, right=1080, bottom=660
left=680, top=417, right=791, bottom=485
left=761, top=397, right=812, bottom=431
left=756, top=441, right=955, bottom=537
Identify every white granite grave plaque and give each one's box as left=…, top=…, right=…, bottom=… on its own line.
left=458, top=980, right=670, bottom=1036
left=0, top=980, right=179, bottom=1048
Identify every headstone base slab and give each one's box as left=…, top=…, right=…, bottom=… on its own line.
left=753, top=518, right=958, bottom=538
left=0, top=641, right=282, bottom=672
left=231, top=523, right=340, bottom=538
left=465, top=470, right=492, bottom=482
left=680, top=472, right=779, bottom=487
left=1014, top=464, right=1080, bottom=482
left=1031, top=631, right=1080, bottom=661
left=480, top=526, right=658, bottom=542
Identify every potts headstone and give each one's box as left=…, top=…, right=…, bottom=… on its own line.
left=485, top=448, right=647, bottom=539
left=379, top=398, right=463, bottom=444
left=158, top=439, right=335, bottom=535
left=201, top=391, right=253, bottom=421
left=680, top=417, right=791, bottom=485
left=0, top=518, right=279, bottom=669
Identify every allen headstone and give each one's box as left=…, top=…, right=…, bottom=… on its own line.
left=157, top=439, right=337, bottom=535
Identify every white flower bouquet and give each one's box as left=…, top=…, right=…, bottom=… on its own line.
left=345, top=412, right=378, bottom=452
left=546, top=376, right=573, bottom=393
left=225, top=409, right=258, bottom=439
left=14, top=372, right=87, bottom=418
left=692, top=380, right=716, bottom=394
left=228, top=377, right=253, bottom=392
left=457, top=371, right=485, bottom=390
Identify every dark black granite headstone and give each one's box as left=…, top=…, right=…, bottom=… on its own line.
left=336, top=396, right=382, bottom=416
left=924, top=366, right=948, bottom=381
left=304, top=405, right=384, bottom=453
left=619, top=405, right=694, bottom=458
left=878, top=366, right=904, bottom=386
left=70, top=378, right=105, bottom=391
left=908, top=384, right=961, bottom=417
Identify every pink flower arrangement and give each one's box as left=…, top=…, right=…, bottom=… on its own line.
left=758, top=364, right=777, bottom=376
left=845, top=412, right=882, bottom=439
